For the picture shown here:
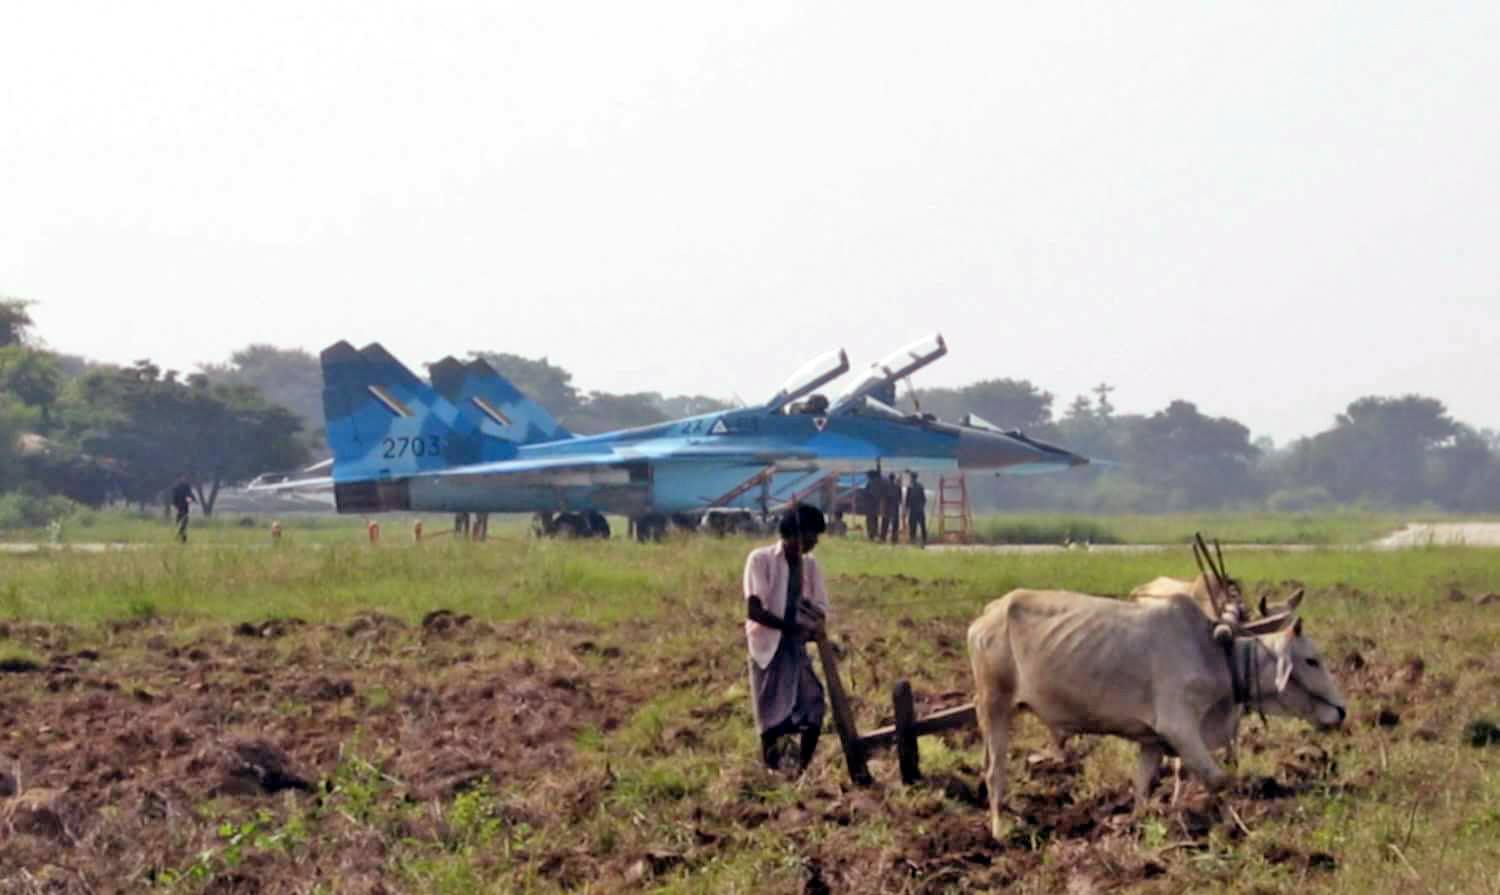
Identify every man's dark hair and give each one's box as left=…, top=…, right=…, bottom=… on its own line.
left=778, top=503, right=826, bottom=540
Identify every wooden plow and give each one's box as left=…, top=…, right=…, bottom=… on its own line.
left=815, top=640, right=976, bottom=785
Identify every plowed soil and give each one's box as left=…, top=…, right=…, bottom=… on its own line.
left=3, top=575, right=1498, bottom=893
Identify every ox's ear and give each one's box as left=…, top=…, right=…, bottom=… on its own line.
left=1293, top=616, right=1303, bottom=637
left=1258, top=594, right=1269, bottom=618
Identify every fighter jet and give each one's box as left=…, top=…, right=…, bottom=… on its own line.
left=315, top=335, right=1087, bottom=537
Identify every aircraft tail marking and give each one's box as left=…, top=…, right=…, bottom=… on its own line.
left=321, top=343, right=516, bottom=494
left=428, top=355, right=573, bottom=445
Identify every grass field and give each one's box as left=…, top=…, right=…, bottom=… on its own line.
left=970, top=511, right=1477, bottom=546
left=4, top=507, right=1488, bottom=548
left=4, top=531, right=1500, bottom=893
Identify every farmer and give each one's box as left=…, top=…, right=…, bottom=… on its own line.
left=169, top=474, right=194, bottom=544
left=743, top=503, right=829, bottom=772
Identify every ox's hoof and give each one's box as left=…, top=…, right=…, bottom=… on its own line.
left=990, top=814, right=1016, bottom=844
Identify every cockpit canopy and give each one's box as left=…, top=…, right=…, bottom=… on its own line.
left=764, top=348, right=849, bottom=414
left=828, top=334, right=947, bottom=415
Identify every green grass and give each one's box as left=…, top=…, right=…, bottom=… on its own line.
left=5, top=529, right=1500, bottom=893
left=0, top=508, right=538, bottom=545
left=972, top=510, right=1486, bottom=545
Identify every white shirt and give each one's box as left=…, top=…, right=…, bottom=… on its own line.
left=742, top=541, right=830, bottom=669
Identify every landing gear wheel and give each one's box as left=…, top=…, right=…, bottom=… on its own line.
left=635, top=513, right=667, bottom=542
left=554, top=512, right=585, bottom=538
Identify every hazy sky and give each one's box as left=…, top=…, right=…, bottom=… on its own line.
left=4, top=2, right=1496, bottom=443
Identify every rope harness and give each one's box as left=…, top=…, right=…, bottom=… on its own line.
left=1226, top=637, right=1268, bottom=729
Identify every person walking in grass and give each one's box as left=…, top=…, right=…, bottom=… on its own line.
left=743, top=503, right=830, bottom=773
left=169, top=474, right=195, bottom=544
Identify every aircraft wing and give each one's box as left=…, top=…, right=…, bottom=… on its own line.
left=245, top=475, right=335, bottom=492
left=428, top=443, right=818, bottom=479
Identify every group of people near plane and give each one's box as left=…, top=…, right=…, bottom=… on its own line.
left=859, top=470, right=927, bottom=547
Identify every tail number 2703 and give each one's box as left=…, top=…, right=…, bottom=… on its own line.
left=383, top=436, right=444, bottom=459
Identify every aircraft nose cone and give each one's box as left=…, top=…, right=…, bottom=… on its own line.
left=955, top=429, right=1089, bottom=471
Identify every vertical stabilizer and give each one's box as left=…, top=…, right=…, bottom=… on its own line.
left=429, top=356, right=573, bottom=445
left=320, top=342, right=516, bottom=492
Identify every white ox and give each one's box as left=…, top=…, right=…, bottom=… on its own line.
left=966, top=589, right=1346, bottom=842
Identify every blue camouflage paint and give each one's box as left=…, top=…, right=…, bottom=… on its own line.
left=320, top=341, right=1088, bottom=515
left=428, top=356, right=573, bottom=445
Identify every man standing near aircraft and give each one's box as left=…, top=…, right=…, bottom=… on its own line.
left=743, top=504, right=829, bottom=773
left=906, top=472, right=928, bottom=547
left=881, top=473, right=902, bottom=542
left=862, top=471, right=881, bottom=540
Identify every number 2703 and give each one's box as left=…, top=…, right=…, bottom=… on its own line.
left=382, top=436, right=443, bottom=459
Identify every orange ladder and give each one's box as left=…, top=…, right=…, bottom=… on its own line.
left=710, top=465, right=777, bottom=508
left=937, top=474, right=972, bottom=544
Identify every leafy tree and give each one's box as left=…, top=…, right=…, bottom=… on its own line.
left=0, top=346, right=63, bottom=430
left=60, top=362, right=308, bottom=514
left=1063, top=395, right=1094, bottom=421
left=0, top=394, right=33, bottom=491
left=0, top=298, right=36, bottom=348
left=566, top=392, right=669, bottom=434
left=200, top=345, right=325, bottom=445
left=467, top=352, right=582, bottom=418
left=1120, top=401, right=1262, bottom=508
left=653, top=394, right=733, bottom=418
left=915, top=379, right=1054, bottom=430
left=1286, top=394, right=1460, bottom=506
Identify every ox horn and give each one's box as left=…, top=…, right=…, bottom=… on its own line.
left=1191, top=537, right=1218, bottom=602
left=1238, top=611, right=1298, bottom=636
left=1257, top=587, right=1304, bottom=618
left=1193, top=533, right=1227, bottom=617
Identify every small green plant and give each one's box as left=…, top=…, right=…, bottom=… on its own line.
left=126, top=598, right=158, bottom=620
left=446, top=781, right=505, bottom=850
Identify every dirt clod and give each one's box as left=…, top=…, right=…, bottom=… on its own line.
left=1263, top=843, right=1338, bottom=872
left=344, top=612, right=405, bottom=638
left=0, top=657, right=42, bottom=673
left=1342, top=650, right=1365, bottom=672
left=234, top=618, right=305, bottom=639
left=1464, top=718, right=1500, bottom=747
left=213, top=740, right=312, bottom=796
left=305, top=677, right=356, bottom=701
left=421, top=609, right=472, bottom=632
left=1476, top=592, right=1500, bottom=606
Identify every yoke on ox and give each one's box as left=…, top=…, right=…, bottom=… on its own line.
left=966, top=588, right=1346, bottom=842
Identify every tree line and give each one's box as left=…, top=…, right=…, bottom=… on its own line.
left=4, top=296, right=1499, bottom=522
left=914, top=378, right=1500, bottom=513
